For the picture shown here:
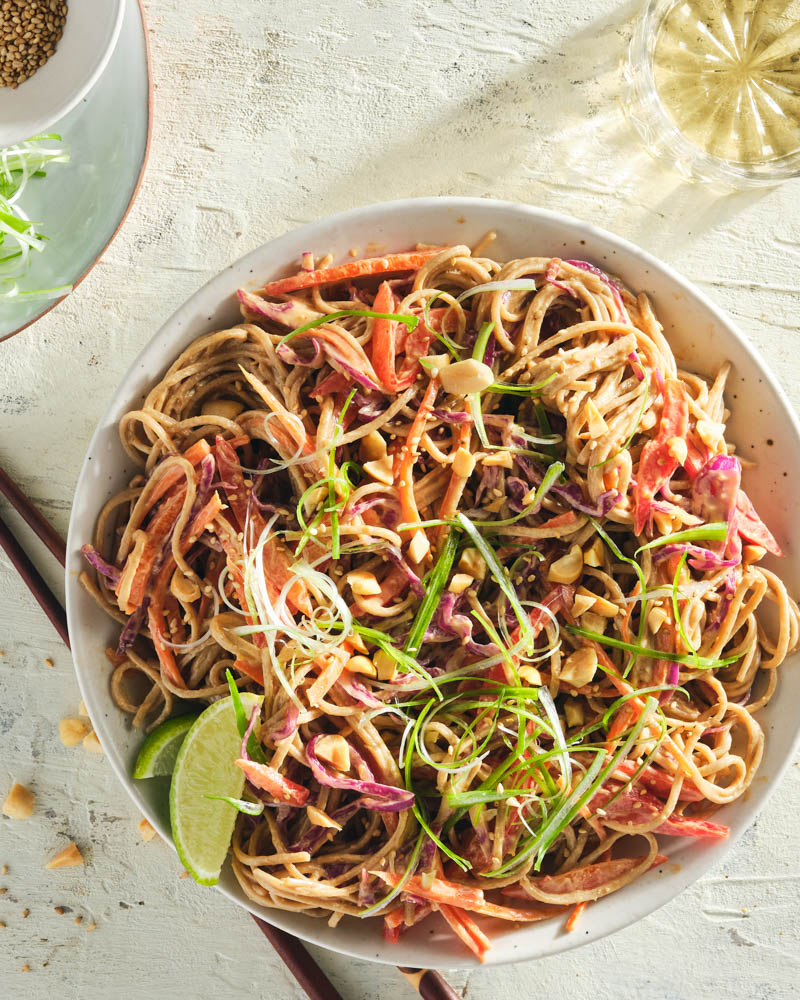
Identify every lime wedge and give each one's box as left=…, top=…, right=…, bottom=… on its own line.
left=132, top=713, right=200, bottom=779
left=169, top=693, right=262, bottom=886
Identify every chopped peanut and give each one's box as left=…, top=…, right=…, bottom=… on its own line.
left=518, top=665, right=542, bottom=686
left=583, top=399, right=608, bottom=439
left=138, top=818, right=157, bottom=842
left=583, top=537, right=604, bottom=567
left=667, top=435, right=688, bottom=465
left=200, top=398, right=244, bottom=420
left=306, top=806, right=342, bottom=830
left=564, top=699, right=584, bottom=728
left=458, top=547, right=486, bottom=581
left=482, top=450, right=513, bottom=468
left=374, top=649, right=398, bottom=682
left=346, top=655, right=376, bottom=678
left=2, top=782, right=35, bottom=820
left=315, top=735, right=350, bottom=772
left=45, top=843, right=84, bottom=869
left=559, top=647, right=598, bottom=688
left=83, top=730, right=104, bottom=754
left=363, top=455, right=394, bottom=485
left=360, top=431, right=387, bottom=463
left=571, top=592, right=595, bottom=617
left=452, top=447, right=476, bottom=478
left=44, top=657, right=54, bottom=668
left=580, top=611, right=607, bottom=634
left=408, top=530, right=431, bottom=565
left=78, top=700, right=88, bottom=717
left=647, top=606, right=668, bottom=634
left=438, top=359, right=494, bottom=395
left=59, top=717, right=89, bottom=748
left=574, top=586, right=618, bottom=618
left=743, top=545, right=766, bottom=563
left=548, top=544, right=583, bottom=585
left=449, top=573, right=473, bottom=595
left=346, top=570, right=381, bottom=597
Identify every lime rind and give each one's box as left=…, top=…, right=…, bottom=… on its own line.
left=132, top=713, right=200, bottom=779
left=169, top=693, right=262, bottom=886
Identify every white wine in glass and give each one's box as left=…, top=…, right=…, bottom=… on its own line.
left=626, top=0, right=800, bottom=184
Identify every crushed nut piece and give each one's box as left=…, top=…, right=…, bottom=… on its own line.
left=59, top=717, right=89, bottom=748
left=21, top=964, right=30, bottom=972
left=0, top=921, right=5, bottom=929
left=45, top=843, right=84, bottom=869
left=2, top=782, right=35, bottom=820
left=22, top=908, right=30, bottom=917
left=138, top=818, right=157, bottom=842
left=54, top=906, right=65, bottom=915
left=74, top=915, right=83, bottom=925
left=0, top=887, right=7, bottom=894
left=178, top=871, right=189, bottom=879
left=86, top=921, right=97, bottom=931
left=45, top=657, right=54, bottom=668
left=1, top=864, right=7, bottom=875
left=83, top=730, right=103, bottom=754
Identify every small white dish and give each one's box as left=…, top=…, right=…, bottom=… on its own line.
left=1, top=0, right=150, bottom=343
left=0, top=0, right=125, bottom=148
left=66, top=197, right=800, bottom=969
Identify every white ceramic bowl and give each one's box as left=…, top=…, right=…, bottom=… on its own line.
left=0, top=0, right=125, bottom=148
left=65, top=197, right=800, bottom=969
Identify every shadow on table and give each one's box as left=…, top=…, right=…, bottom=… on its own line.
left=313, top=0, right=771, bottom=253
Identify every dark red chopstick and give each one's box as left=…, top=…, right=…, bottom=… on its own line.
left=0, top=469, right=465, bottom=1000
left=0, top=514, right=70, bottom=647
left=0, top=463, right=67, bottom=567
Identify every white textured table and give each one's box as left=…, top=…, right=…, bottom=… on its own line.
left=2, top=1, right=799, bottom=997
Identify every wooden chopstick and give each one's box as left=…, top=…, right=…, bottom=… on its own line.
left=0, top=470, right=465, bottom=1000
left=0, top=463, right=67, bottom=567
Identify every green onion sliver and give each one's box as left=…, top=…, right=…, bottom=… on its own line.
left=403, top=530, right=459, bottom=659
left=488, top=697, right=658, bottom=876
left=457, top=512, right=533, bottom=648
left=636, top=522, right=728, bottom=553
left=564, top=624, right=741, bottom=669
left=278, top=308, right=418, bottom=346
left=358, top=829, right=425, bottom=917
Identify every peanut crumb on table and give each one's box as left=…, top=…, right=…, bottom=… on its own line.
left=1, top=864, right=8, bottom=875
left=44, top=657, right=54, bottom=668
left=86, top=921, right=97, bottom=932
left=45, top=843, right=83, bottom=869
left=74, top=915, right=83, bottom=925
left=23, top=908, right=30, bottom=918
left=54, top=906, right=65, bottom=915
left=21, top=964, right=30, bottom=973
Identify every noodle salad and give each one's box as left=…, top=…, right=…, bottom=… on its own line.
left=81, top=239, right=799, bottom=961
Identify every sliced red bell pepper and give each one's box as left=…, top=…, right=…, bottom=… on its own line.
left=591, top=783, right=728, bottom=839
left=611, top=759, right=703, bottom=802
left=633, top=378, right=689, bottom=535
left=235, top=759, right=309, bottom=806
left=369, top=281, right=432, bottom=391
left=258, top=249, right=444, bottom=297
left=372, top=872, right=557, bottom=921
left=146, top=493, right=223, bottom=688
left=215, top=436, right=312, bottom=617
left=735, top=489, right=782, bottom=556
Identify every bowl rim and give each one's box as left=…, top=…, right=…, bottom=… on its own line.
left=0, top=0, right=152, bottom=345
left=65, top=195, right=800, bottom=969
